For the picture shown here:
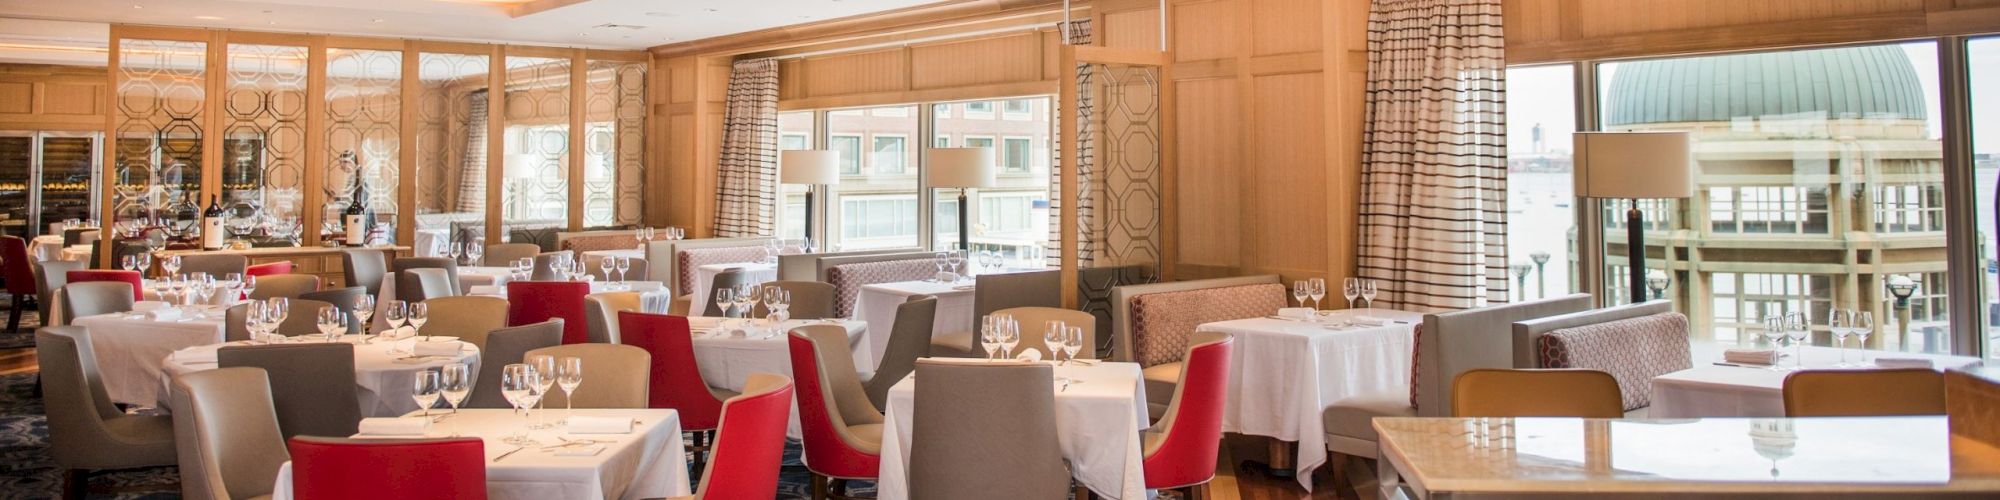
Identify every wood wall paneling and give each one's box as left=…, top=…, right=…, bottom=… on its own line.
left=801, top=48, right=908, bottom=97
left=1172, top=77, right=1241, bottom=269
left=1173, top=1, right=1239, bottom=62
left=1249, top=0, right=1322, bottom=57
left=1248, top=71, right=1327, bottom=275
left=910, top=32, right=1044, bottom=89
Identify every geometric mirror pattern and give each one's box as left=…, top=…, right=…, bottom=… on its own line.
left=582, top=60, right=646, bottom=229
left=223, top=43, right=308, bottom=243
left=324, top=48, right=402, bottom=244
left=1090, top=63, right=1163, bottom=273
left=414, top=52, right=490, bottom=234
left=503, top=55, right=570, bottom=247
left=115, top=39, right=208, bottom=246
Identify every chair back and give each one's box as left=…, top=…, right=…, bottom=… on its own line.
left=671, top=241, right=770, bottom=293
left=224, top=303, right=251, bottom=342
left=341, top=248, right=388, bottom=296
left=584, top=291, right=643, bottom=343
left=393, top=256, right=462, bottom=293
left=1143, top=332, right=1233, bottom=489
left=523, top=343, right=650, bottom=408
left=37, top=327, right=145, bottom=467
left=66, top=269, right=143, bottom=301
left=1412, top=293, right=1595, bottom=416
left=168, top=366, right=288, bottom=500
left=251, top=274, right=321, bottom=300
left=244, top=261, right=293, bottom=277
left=288, top=436, right=486, bottom=500
left=419, top=296, right=509, bottom=350
left=557, top=229, right=643, bottom=253
left=1109, top=274, right=1273, bottom=363
left=1784, top=368, right=1947, bottom=417
left=1536, top=311, right=1691, bottom=411
left=693, top=373, right=795, bottom=499
left=300, top=287, right=366, bottom=333
left=180, top=254, right=248, bottom=277
left=218, top=343, right=363, bottom=438
left=582, top=255, right=649, bottom=283
left=36, top=260, right=84, bottom=322
left=466, top=320, right=563, bottom=408
left=1, top=236, right=36, bottom=294
left=702, top=268, right=756, bottom=317
left=776, top=248, right=922, bottom=282
left=506, top=281, right=591, bottom=344
left=1125, top=282, right=1283, bottom=367
left=395, top=268, right=456, bottom=302
left=787, top=324, right=884, bottom=478
left=620, top=312, right=727, bottom=430
left=62, top=227, right=91, bottom=246
left=60, top=281, right=136, bottom=320
left=483, top=243, right=540, bottom=266
left=825, top=258, right=936, bottom=318
left=865, top=295, right=936, bottom=408
left=1451, top=369, right=1624, bottom=418
left=1513, top=300, right=1674, bottom=368
left=910, top=359, right=1066, bottom=500
left=992, top=306, right=1096, bottom=360
left=971, top=270, right=1060, bottom=323
left=266, top=298, right=338, bottom=336
left=751, top=280, right=836, bottom=319
left=529, top=251, right=573, bottom=281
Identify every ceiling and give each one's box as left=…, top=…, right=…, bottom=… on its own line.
left=0, top=0, right=946, bottom=54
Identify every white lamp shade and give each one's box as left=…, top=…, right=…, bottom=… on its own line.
left=927, top=147, right=996, bottom=189
left=780, top=150, right=841, bottom=185
left=503, top=154, right=543, bottom=180
left=1572, top=131, right=1694, bottom=199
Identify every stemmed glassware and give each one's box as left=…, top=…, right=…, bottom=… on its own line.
left=615, top=257, right=632, bottom=284
left=121, top=255, right=136, bottom=272
left=527, top=355, right=558, bottom=429
left=556, top=357, right=583, bottom=425
left=384, top=300, right=408, bottom=340
left=1343, top=278, right=1361, bottom=309
left=763, top=287, right=784, bottom=321
left=465, top=241, right=484, bottom=267
left=599, top=257, right=617, bottom=285
left=1784, top=311, right=1810, bottom=370
left=635, top=227, right=652, bottom=252
left=500, top=364, right=541, bottom=445
left=714, top=288, right=737, bottom=319
left=222, top=273, right=244, bottom=302
left=734, top=283, right=758, bottom=322
left=1361, top=280, right=1380, bottom=309
left=240, top=275, right=257, bottom=301
left=999, top=319, right=1020, bottom=360
left=353, top=294, right=376, bottom=339
left=1293, top=281, right=1310, bottom=311
left=267, top=297, right=289, bottom=335
left=412, top=369, right=442, bottom=419
left=1829, top=309, right=1854, bottom=367
left=439, top=362, right=471, bottom=417
left=1760, top=315, right=1790, bottom=371
left=316, top=306, right=346, bottom=343
left=409, top=302, right=430, bottom=341
left=1308, top=278, right=1327, bottom=312
left=946, top=251, right=966, bottom=281
left=162, top=255, right=182, bottom=277
left=549, top=256, right=567, bottom=282
left=1044, top=320, right=1067, bottom=364
left=931, top=252, right=949, bottom=282
left=772, top=289, right=792, bottom=323
left=1064, top=326, right=1084, bottom=364
left=1854, top=311, right=1875, bottom=366
left=981, top=315, right=1002, bottom=360
left=448, top=242, right=464, bottom=265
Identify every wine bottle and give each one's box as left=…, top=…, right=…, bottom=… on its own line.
left=201, top=194, right=225, bottom=250
left=344, top=182, right=368, bottom=247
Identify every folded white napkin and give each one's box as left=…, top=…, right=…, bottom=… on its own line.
left=146, top=307, right=184, bottom=321
left=412, top=341, right=462, bottom=357
left=467, top=285, right=505, bottom=296
left=951, top=285, right=976, bottom=292
left=623, top=281, right=663, bottom=292
left=132, top=301, right=168, bottom=313
left=1351, top=315, right=1390, bottom=327
left=935, top=271, right=960, bottom=282
left=1277, top=307, right=1314, bottom=320
left=171, top=346, right=221, bottom=364
left=1724, top=348, right=1778, bottom=365
left=1873, top=357, right=1934, bottom=369
left=356, top=417, right=429, bottom=437
left=1015, top=349, right=1043, bottom=362
left=554, top=445, right=607, bottom=457
left=566, top=416, right=635, bottom=434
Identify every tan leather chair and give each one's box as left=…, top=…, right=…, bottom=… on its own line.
left=37, top=326, right=177, bottom=497
left=392, top=256, right=462, bottom=294
left=929, top=270, right=1060, bottom=358
left=300, top=286, right=366, bottom=334
left=529, top=250, right=573, bottom=281
left=1784, top=368, right=1947, bottom=417
left=467, top=320, right=564, bottom=408
left=179, top=254, right=248, bottom=277
left=751, top=280, right=836, bottom=320
left=585, top=291, right=644, bottom=344
left=249, top=274, right=320, bottom=300
left=991, top=307, right=1096, bottom=360
left=59, top=281, right=135, bottom=321
left=168, top=366, right=288, bottom=500
left=218, top=343, right=364, bottom=438
left=419, top=296, right=509, bottom=351
left=582, top=255, right=649, bottom=283
left=34, top=259, right=83, bottom=325
left=483, top=243, right=541, bottom=267
left=269, top=298, right=339, bottom=337
left=668, top=294, right=693, bottom=316
left=864, top=295, right=937, bottom=409
left=395, top=268, right=456, bottom=303
left=525, top=343, right=650, bottom=408
left=909, top=358, right=1067, bottom=500
left=342, top=248, right=389, bottom=297
left=1451, top=369, right=1624, bottom=418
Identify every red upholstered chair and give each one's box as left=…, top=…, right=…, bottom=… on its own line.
left=65, top=270, right=144, bottom=301
left=619, top=312, right=732, bottom=430
left=245, top=261, right=293, bottom=277
left=506, top=281, right=590, bottom=344
left=2, top=236, right=38, bottom=332
left=788, top=325, right=884, bottom=498
left=287, top=436, right=486, bottom=500
left=685, top=373, right=795, bottom=500
left=1141, top=331, right=1234, bottom=495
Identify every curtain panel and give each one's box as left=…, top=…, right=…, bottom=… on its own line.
left=454, top=90, right=488, bottom=214
left=1356, top=0, right=1509, bottom=312
left=712, top=59, right=780, bottom=237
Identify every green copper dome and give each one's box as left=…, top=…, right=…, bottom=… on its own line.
left=1603, top=45, right=1929, bottom=127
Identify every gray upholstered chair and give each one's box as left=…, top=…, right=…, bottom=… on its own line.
left=59, top=281, right=135, bottom=321
left=37, top=326, right=177, bottom=498
left=993, top=306, right=1097, bottom=360
left=484, top=243, right=541, bottom=267
left=271, top=298, right=339, bottom=337
left=34, top=259, right=83, bottom=325
left=218, top=343, right=363, bottom=439
left=910, top=358, right=1067, bottom=500
left=342, top=248, right=388, bottom=297
left=392, top=256, right=461, bottom=294
left=179, top=254, right=248, bottom=277
left=249, top=273, right=320, bottom=300
left=524, top=343, right=650, bottom=408
left=529, top=250, right=573, bottom=281
left=864, top=295, right=937, bottom=409
left=395, top=268, right=457, bottom=303
left=301, top=286, right=366, bottom=333
left=168, top=366, right=288, bottom=500
left=466, top=319, right=564, bottom=408
left=751, top=280, right=836, bottom=320
left=62, top=227, right=92, bottom=246
left=584, top=291, right=643, bottom=344
left=582, top=255, right=649, bottom=283
left=419, top=295, right=509, bottom=351
left=223, top=303, right=251, bottom=342
left=929, top=270, right=1060, bottom=358
left=702, top=268, right=756, bottom=317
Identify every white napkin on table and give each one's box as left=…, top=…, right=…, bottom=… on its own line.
left=412, top=340, right=463, bottom=357
left=1351, top=315, right=1391, bottom=327
left=145, top=307, right=184, bottom=321
left=132, top=301, right=168, bottom=313
left=566, top=416, right=635, bottom=434
left=554, top=445, right=607, bottom=457
left=1873, top=357, right=1934, bottom=369
left=1014, top=349, right=1042, bottom=362
left=171, top=345, right=221, bottom=364
left=467, top=285, right=505, bottom=296
left=1277, top=308, right=1314, bottom=320
left=356, top=417, right=429, bottom=437
left=622, top=281, right=663, bottom=292
left=1724, top=348, right=1778, bottom=365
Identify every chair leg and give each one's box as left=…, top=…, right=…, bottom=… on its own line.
left=62, top=469, right=88, bottom=500
left=7, top=299, right=24, bottom=333
left=1188, top=482, right=1211, bottom=500
left=1073, top=484, right=1092, bottom=499
left=810, top=473, right=829, bottom=500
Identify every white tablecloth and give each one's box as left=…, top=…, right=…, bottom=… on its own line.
left=372, top=267, right=522, bottom=331
left=29, top=235, right=63, bottom=261
left=269, top=408, right=690, bottom=500
left=877, top=361, right=1150, bottom=500
left=582, top=248, right=644, bottom=261
left=687, top=261, right=777, bottom=316
left=1649, top=343, right=1984, bottom=418
left=159, top=336, right=483, bottom=417
left=1196, top=308, right=1423, bottom=491
left=686, top=316, right=871, bottom=439
left=852, top=280, right=974, bottom=367
left=413, top=228, right=449, bottom=257
left=72, top=310, right=229, bottom=406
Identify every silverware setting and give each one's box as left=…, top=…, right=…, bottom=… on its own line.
left=491, top=446, right=524, bottom=462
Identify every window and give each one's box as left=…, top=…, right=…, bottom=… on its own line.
left=780, top=133, right=809, bottom=151
left=1973, top=36, right=2000, bottom=358
left=931, top=98, right=1051, bottom=253
left=934, top=135, right=951, bottom=148
left=1002, top=137, right=1032, bottom=172
left=1882, top=272, right=1951, bottom=354
left=933, top=103, right=951, bottom=119
left=1874, top=184, right=1946, bottom=233
left=830, top=135, right=861, bottom=175
left=1707, top=186, right=1829, bottom=234
left=1503, top=65, right=1579, bottom=302
left=965, top=101, right=994, bottom=116
left=1710, top=273, right=1835, bottom=344
left=872, top=135, right=907, bottom=174
left=778, top=111, right=815, bottom=239
left=1003, top=99, right=1032, bottom=119
left=964, top=136, right=994, bottom=149
left=827, top=104, right=920, bottom=250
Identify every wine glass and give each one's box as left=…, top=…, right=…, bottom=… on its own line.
left=449, top=242, right=464, bottom=265
left=1855, top=311, right=1875, bottom=366
left=634, top=227, right=649, bottom=252
left=1759, top=315, right=1788, bottom=371
left=763, top=286, right=783, bottom=320
left=409, top=302, right=429, bottom=341
left=527, top=354, right=557, bottom=429
left=1361, top=280, right=1380, bottom=309
left=120, top=255, right=136, bottom=272
left=500, top=364, right=538, bottom=445
left=999, top=320, right=1020, bottom=359
left=946, top=251, right=966, bottom=281
left=162, top=255, right=182, bottom=277
left=556, top=356, right=583, bottom=425
left=548, top=257, right=566, bottom=281
left=353, top=294, right=376, bottom=338
left=135, top=253, right=153, bottom=279
left=465, top=242, right=484, bottom=266
left=1064, top=326, right=1084, bottom=364
left=222, top=273, right=244, bottom=302
left=383, top=300, right=407, bottom=340
left=615, top=257, right=631, bottom=283
left=1045, top=320, right=1067, bottom=364
left=316, top=306, right=345, bottom=343
left=932, top=252, right=949, bottom=282
left=714, top=288, right=736, bottom=318
left=980, top=315, right=1001, bottom=360
left=267, top=297, right=289, bottom=334
left=773, top=289, right=792, bottom=323
left=245, top=300, right=269, bottom=343
left=734, top=284, right=758, bottom=322
left=440, top=362, right=471, bottom=417
left=1784, top=311, right=1810, bottom=370
left=1309, top=278, right=1327, bottom=312
left=1343, top=278, right=1361, bottom=309
left=1829, top=309, right=1853, bottom=367
left=412, top=369, right=442, bottom=420
left=599, top=257, right=615, bottom=283
left=1292, top=281, right=1310, bottom=310
left=240, top=275, right=257, bottom=300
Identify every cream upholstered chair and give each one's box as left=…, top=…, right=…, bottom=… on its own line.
left=788, top=324, right=885, bottom=497
left=751, top=280, right=836, bottom=320
left=668, top=294, right=693, bottom=316
left=34, top=259, right=83, bottom=325
left=59, top=282, right=135, bottom=322
left=179, top=254, right=247, bottom=277
left=992, top=306, right=1097, bottom=360
left=467, top=320, right=564, bottom=408
left=1451, top=369, right=1624, bottom=418
left=249, top=273, right=320, bottom=300
left=392, top=256, right=462, bottom=294
left=169, top=366, right=288, bottom=500
left=38, top=326, right=177, bottom=498
left=525, top=343, right=650, bottom=408
left=341, top=248, right=388, bottom=297
left=910, top=358, right=1067, bottom=500
left=483, top=242, right=541, bottom=267
left=529, top=250, right=573, bottom=281
left=419, top=296, right=509, bottom=351
left=1783, top=368, right=1946, bottom=417
left=585, top=291, right=644, bottom=344
left=395, top=268, right=456, bottom=303
left=864, top=295, right=937, bottom=409
left=218, top=343, right=363, bottom=438
left=928, top=270, right=1060, bottom=358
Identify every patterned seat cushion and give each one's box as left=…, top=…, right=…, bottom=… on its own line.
left=1129, top=283, right=1285, bottom=367
left=826, top=259, right=937, bottom=318
left=1537, top=312, right=1692, bottom=411
left=676, top=246, right=769, bottom=293
left=561, top=233, right=639, bottom=253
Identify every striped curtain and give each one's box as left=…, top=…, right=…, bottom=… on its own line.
left=1048, top=19, right=1095, bottom=268
left=1356, top=0, right=1509, bottom=312
left=712, top=59, right=780, bottom=237
left=454, top=90, right=488, bottom=213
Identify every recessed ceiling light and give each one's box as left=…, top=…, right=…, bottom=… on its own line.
left=193, top=15, right=224, bottom=20
left=704, top=8, right=718, bottom=12
left=131, top=4, right=142, bottom=9
left=267, top=21, right=276, bottom=25
left=372, top=18, right=384, bottom=23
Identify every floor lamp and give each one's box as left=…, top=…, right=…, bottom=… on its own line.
left=1574, top=131, right=1692, bottom=304
left=927, top=147, right=996, bottom=252
left=780, top=150, right=839, bottom=241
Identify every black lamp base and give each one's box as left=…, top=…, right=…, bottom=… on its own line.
left=1627, top=203, right=1648, bottom=304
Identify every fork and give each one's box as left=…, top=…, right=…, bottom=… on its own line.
left=491, top=446, right=525, bottom=462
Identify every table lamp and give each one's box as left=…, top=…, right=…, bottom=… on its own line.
left=780, top=150, right=840, bottom=241
left=503, top=154, right=541, bottom=220
left=926, top=147, right=996, bottom=252
left=1573, top=131, right=1692, bottom=304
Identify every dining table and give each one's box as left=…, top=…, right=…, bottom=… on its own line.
left=157, top=335, right=483, bottom=417
left=1195, top=307, right=1424, bottom=491
left=686, top=261, right=777, bottom=316
left=267, top=409, right=691, bottom=500
left=851, top=278, right=975, bottom=365
left=1648, top=342, right=1985, bottom=418
left=72, top=307, right=231, bottom=406
left=875, top=360, right=1150, bottom=500
left=686, top=315, right=871, bottom=438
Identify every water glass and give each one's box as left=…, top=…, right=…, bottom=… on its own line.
left=409, top=302, right=430, bottom=340
left=353, top=294, right=376, bottom=336
left=440, top=362, right=471, bottom=415
left=500, top=364, right=539, bottom=445
left=1361, top=280, right=1380, bottom=308
left=240, top=275, right=257, bottom=300
left=714, top=288, right=736, bottom=318
left=527, top=355, right=558, bottom=429
left=1855, top=311, right=1875, bottom=365
left=615, top=257, right=631, bottom=283
left=316, top=306, right=345, bottom=342
left=384, top=300, right=407, bottom=338
left=1064, top=326, right=1085, bottom=363
left=557, top=357, right=583, bottom=424
left=412, top=369, right=442, bottom=419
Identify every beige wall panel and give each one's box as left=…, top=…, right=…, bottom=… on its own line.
left=1572, top=0, right=1922, bottom=38
left=1248, top=71, right=1326, bottom=274
left=669, top=59, right=696, bottom=104
left=1501, top=0, right=1564, bottom=45
left=1250, top=0, right=1321, bottom=57
left=1174, top=77, right=1241, bottom=269
left=1173, top=1, right=1240, bottom=62
left=802, top=48, right=907, bottom=97
left=1042, top=30, right=1063, bottom=80
left=704, top=59, right=733, bottom=103
left=910, top=34, right=1042, bottom=90
left=43, top=82, right=103, bottom=116
left=0, top=82, right=29, bottom=114
left=778, top=58, right=806, bottom=100
left=1102, top=8, right=1162, bottom=50
left=668, top=113, right=696, bottom=227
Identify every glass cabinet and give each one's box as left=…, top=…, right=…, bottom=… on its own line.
left=0, top=131, right=102, bottom=240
